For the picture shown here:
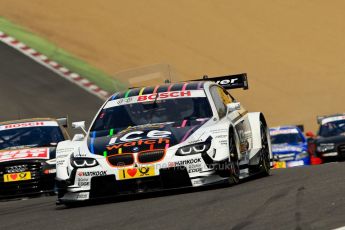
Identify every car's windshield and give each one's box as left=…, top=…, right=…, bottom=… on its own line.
left=271, top=132, right=303, bottom=144
left=91, top=93, right=212, bottom=132
left=319, top=119, right=345, bottom=137
left=0, top=126, right=65, bottom=150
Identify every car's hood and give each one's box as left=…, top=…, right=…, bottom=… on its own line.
left=0, top=147, right=55, bottom=163
left=272, top=143, right=306, bottom=154
left=88, top=119, right=209, bottom=156
left=316, top=135, right=345, bottom=145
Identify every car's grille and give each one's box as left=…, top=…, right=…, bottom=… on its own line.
left=5, top=164, right=28, bottom=173
left=0, top=161, right=43, bottom=196
left=276, top=153, right=295, bottom=161
left=107, top=154, right=134, bottom=167
left=138, top=150, right=165, bottom=163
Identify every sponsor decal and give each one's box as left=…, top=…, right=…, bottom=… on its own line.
left=0, top=148, right=50, bottom=162
left=118, top=166, right=155, bottom=180
left=56, top=148, right=74, bottom=156
left=78, top=171, right=107, bottom=177
left=115, top=97, right=134, bottom=105
left=77, top=177, right=90, bottom=187
left=137, top=91, right=192, bottom=102
left=76, top=192, right=89, bottom=200
left=56, top=154, right=69, bottom=159
left=270, top=129, right=298, bottom=135
left=108, top=130, right=171, bottom=145
left=188, top=163, right=203, bottom=173
left=273, top=161, right=287, bottom=169
left=75, top=152, right=87, bottom=157
left=4, top=171, right=31, bottom=182
left=287, top=161, right=304, bottom=167
left=210, top=129, right=227, bottom=134
left=107, top=138, right=170, bottom=151
left=172, top=158, right=202, bottom=167
left=192, top=179, right=204, bottom=186
left=169, top=158, right=203, bottom=173
left=0, top=121, right=58, bottom=131
left=104, top=90, right=206, bottom=109
left=272, top=146, right=302, bottom=152
left=216, top=78, right=240, bottom=87
left=219, top=140, right=228, bottom=145
left=56, top=159, right=65, bottom=166
left=186, top=139, right=203, bottom=145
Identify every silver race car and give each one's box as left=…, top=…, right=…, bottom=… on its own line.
left=56, top=74, right=272, bottom=204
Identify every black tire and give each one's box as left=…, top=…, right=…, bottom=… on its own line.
left=258, top=122, right=271, bottom=176
left=228, top=129, right=240, bottom=184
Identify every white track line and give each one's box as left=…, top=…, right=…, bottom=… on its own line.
left=0, top=31, right=110, bottom=100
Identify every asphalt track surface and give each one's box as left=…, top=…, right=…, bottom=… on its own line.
left=0, top=42, right=103, bottom=124
left=0, top=42, right=344, bottom=230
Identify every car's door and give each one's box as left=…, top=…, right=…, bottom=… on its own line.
left=211, top=86, right=252, bottom=161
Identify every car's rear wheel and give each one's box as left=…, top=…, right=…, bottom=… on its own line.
left=228, top=129, right=240, bottom=184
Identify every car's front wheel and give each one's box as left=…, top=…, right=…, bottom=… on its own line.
left=228, top=129, right=240, bottom=184
left=259, top=122, right=271, bottom=176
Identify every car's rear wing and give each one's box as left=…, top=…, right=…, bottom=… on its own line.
left=194, top=73, right=248, bottom=90
left=129, top=73, right=249, bottom=90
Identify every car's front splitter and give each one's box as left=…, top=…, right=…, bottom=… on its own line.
left=56, top=166, right=228, bottom=204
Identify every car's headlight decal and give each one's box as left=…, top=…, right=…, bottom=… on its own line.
left=71, top=157, right=98, bottom=168
left=295, top=151, right=309, bottom=160
left=176, top=138, right=212, bottom=156
left=317, top=143, right=335, bottom=152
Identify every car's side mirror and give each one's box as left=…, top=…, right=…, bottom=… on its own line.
left=227, top=102, right=241, bottom=113
left=305, top=131, right=315, bottom=138
left=72, top=133, right=85, bottom=141
left=72, top=121, right=87, bottom=134
left=56, top=117, right=68, bottom=128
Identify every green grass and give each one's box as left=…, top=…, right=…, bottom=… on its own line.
left=0, top=17, right=127, bottom=93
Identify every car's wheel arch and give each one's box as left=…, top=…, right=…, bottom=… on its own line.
left=228, top=125, right=240, bottom=162
left=247, top=112, right=273, bottom=166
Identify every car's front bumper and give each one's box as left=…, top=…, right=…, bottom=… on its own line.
left=273, top=157, right=310, bottom=169
left=57, top=165, right=228, bottom=203
left=0, top=160, right=56, bottom=199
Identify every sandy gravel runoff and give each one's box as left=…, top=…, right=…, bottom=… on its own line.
left=1, top=0, right=345, bottom=131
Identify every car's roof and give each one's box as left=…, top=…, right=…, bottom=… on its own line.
left=319, top=113, right=345, bottom=119
left=0, top=118, right=58, bottom=126
left=109, top=81, right=207, bottom=101
left=319, top=114, right=345, bottom=125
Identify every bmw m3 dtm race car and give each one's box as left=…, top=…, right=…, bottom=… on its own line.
left=56, top=73, right=273, bottom=204
left=0, top=118, right=69, bottom=198
left=270, top=125, right=310, bottom=168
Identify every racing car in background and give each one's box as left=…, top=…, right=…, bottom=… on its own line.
left=270, top=125, right=310, bottom=168
left=0, top=118, right=69, bottom=198
left=56, top=73, right=273, bottom=204
left=307, top=113, right=345, bottom=162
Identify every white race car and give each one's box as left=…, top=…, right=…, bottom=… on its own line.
left=56, top=74, right=273, bottom=204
